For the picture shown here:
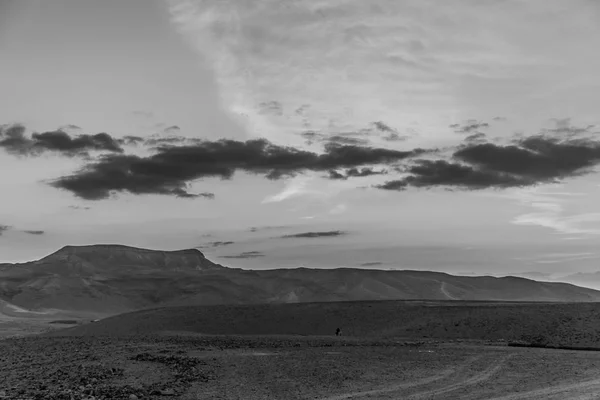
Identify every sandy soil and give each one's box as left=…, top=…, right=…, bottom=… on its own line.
left=4, top=334, right=600, bottom=399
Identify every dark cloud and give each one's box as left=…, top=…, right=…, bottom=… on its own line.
left=328, top=167, right=387, bottom=180
left=377, top=160, right=532, bottom=191
left=0, top=125, right=123, bottom=156
left=210, top=241, right=234, bottom=247
left=281, top=230, right=347, bottom=239
left=372, top=121, right=395, bottom=133
left=60, top=124, right=82, bottom=131
left=455, top=136, right=600, bottom=181
left=23, top=230, right=44, bottom=235
left=221, top=251, right=265, bottom=259
left=50, top=139, right=421, bottom=199
left=143, top=136, right=189, bottom=146
left=450, top=120, right=490, bottom=134
left=378, top=135, right=600, bottom=191
left=328, top=170, right=347, bottom=180
left=346, top=167, right=387, bottom=178
left=464, top=132, right=487, bottom=143
left=326, top=135, right=370, bottom=146
left=0, top=225, right=11, bottom=236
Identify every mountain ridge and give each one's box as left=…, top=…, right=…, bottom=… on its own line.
left=1, top=244, right=599, bottom=317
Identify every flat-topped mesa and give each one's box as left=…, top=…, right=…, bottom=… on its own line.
left=38, top=244, right=225, bottom=272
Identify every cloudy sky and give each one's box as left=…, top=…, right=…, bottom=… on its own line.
left=1, top=0, right=600, bottom=279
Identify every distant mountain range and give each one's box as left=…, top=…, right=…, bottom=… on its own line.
left=1, top=244, right=600, bottom=317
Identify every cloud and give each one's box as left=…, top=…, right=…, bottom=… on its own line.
left=382, top=132, right=410, bottom=142
left=220, top=251, right=265, bottom=259
left=328, top=167, right=388, bottom=180
left=143, top=136, right=190, bottom=146
left=248, top=225, right=287, bottom=232
left=507, top=187, right=600, bottom=236
left=378, top=135, right=600, bottom=192
left=480, top=186, right=600, bottom=237
left=464, top=132, right=487, bottom=143
left=163, top=125, right=181, bottom=134
left=377, top=160, right=532, bottom=191
left=0, top=225, right=10, bottom=236
left=120, top=136, right=145, bottom=146
left=208, top=241, right=234, bottom=247
left=0, top=124, right=123, bottom=156
left=258, top=101, right=283, bottom=116
left=450, top=120, right=490, bottom=134
left=455, top=136, right=600, bottom=181
left=51, top=138, right=421, bottom=200
left=544, top=118, right=597, bottom=139
left=68, top=205, right=91, bottom=210
left=23, top=230, right=44, bottom=235
left=280, top=230, right=347, bottom=239
left=326, top=135, right=370, bottom=146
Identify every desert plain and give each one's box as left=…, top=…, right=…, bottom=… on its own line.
left=4, top=300, right=600, bottom=399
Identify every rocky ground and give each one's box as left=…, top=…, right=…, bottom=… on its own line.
left=3, top=334, right=600, bottom=399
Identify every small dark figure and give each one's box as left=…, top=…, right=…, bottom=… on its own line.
left=335, top=327, right=341, bottom=336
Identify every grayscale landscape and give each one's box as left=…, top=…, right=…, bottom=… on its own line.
left=2, top=0, right=600, bottom=399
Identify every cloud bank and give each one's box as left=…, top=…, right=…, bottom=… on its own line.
left=49, top=139, right=420, bottom=199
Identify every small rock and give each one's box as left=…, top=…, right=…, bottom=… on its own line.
left=0, top=390, right=7, bottom=398
left=161, top=388, right=176, bottom=396
left=128, top=395, right=139, bottom=400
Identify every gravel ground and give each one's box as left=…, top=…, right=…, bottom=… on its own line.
left=3, top=335, right=600, bottom=400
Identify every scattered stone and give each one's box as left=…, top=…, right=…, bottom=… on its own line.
left=160, top=388, right=176, bottom=396
left=128, top=395, right=139, bottom=400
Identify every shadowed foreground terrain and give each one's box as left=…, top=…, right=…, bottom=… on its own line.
left=4, top=334, right=600, bottom=399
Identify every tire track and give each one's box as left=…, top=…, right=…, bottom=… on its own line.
left=488, top=376, right=600, bottom=400
left=406, top=353, right=515, bottom=399
left=318, top=354, right=485, bottom=400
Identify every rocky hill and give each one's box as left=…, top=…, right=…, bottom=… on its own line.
left=1, top=245, right=600, bottom=316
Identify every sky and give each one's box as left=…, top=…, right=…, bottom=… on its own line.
left=1, top=0, right=600, bottom=280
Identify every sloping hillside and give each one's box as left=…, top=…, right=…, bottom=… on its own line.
left=1, top=245, right=600, bottom=316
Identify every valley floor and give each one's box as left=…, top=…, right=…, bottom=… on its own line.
left=2, top=334, right=600, bottom=399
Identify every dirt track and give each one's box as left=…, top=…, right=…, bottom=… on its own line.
left=488, top=377, right=600, bottom=400
left=320, top=352, right=515, bottom=400
left=316, top=346, right=600, bottom=400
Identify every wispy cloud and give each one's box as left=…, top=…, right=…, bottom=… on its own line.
left=505, top=186, right=600, bottom=236
left=23, top=230, right=45, bottom=235
left=261, top=175, right=313, bottom=203
left=280, top=230, right=347, bottom=239
left=168, top=0, right=600, bottom=148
